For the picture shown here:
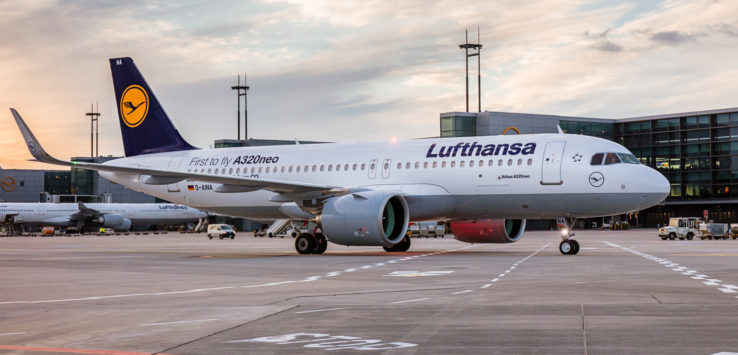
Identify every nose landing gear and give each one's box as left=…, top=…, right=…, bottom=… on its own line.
left=557, top=218, right=580, bottom=255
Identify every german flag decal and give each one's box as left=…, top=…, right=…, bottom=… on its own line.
left=187, top=185, right=194, bottom=191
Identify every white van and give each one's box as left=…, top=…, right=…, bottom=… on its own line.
left=207, top=224, right=235, bottom=239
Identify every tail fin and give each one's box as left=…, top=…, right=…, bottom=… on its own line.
left=110, top=57, right=196, bottom=156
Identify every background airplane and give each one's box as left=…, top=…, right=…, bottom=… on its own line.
left=1, top=202, right=207, bottom=232
left=10, top=57, right=670, bottom=254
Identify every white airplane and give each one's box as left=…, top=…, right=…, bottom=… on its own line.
left=10, top=57, right=670, bottom=254
left=0, top=202, right=207, bottom=232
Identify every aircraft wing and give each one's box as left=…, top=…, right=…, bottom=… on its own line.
left=69, top=202, right=101, bottom=221
left=11, top=108, right=338, bottom=195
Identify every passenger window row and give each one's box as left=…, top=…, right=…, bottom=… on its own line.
left=396, top=158, right=533, bottom=169
left=590, top=152, right=640, bottom=166
left=185, top=158, right=535, bottom=175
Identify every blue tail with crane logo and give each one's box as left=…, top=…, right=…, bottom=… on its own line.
left=109, top=57, right=196, bottom=156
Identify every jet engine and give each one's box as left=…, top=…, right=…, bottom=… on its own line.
left=319, top=190, right=409, bottom=246
left=449, top=219, right=526, bottom=243
left=97, top=214, right=132, bottom=231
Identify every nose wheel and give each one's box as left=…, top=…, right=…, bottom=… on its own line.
left=559, top=239, right=580, bottom=255
left=557, top=217, right=580, bottom=255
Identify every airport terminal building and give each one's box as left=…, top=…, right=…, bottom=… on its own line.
left=441, top=108, right=738, bottom=227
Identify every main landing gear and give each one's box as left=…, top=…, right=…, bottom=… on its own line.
left=295, top=232, right=328, bottom=255
left=383, top=236, right=411, bottom=252
left=558, top=218, right=580, bottom=255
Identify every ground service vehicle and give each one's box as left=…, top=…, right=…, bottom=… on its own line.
left=658, top=217, right=701, bottom=240
left=698, top=223, right=729, bottom=240
left=207, top=224, right=235, bottom=239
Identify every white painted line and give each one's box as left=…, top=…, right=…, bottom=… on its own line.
left=491, top=278, right=499, bottom=282
left=0, top=332, right=25, bottom=336
left=392, top=298, right=430, bottom=304
left=480, top=284, right=492, bottom=289
left=704, top=279, right=723, bottom=286
left=141, top=318, right=219, bottom=326
left=498, top=274, right=506, bottom=277
left=604, top=241, right=738, bottom=301
left=344, top=268, right=357, bottom=272
left=452, top=290, right=473, bottom=295
left=295, top=307, right=350, bottom=314
left=325, top=271, right=341, bottom=277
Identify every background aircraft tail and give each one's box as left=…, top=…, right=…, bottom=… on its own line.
left=109, top=57, right=196, bottom=156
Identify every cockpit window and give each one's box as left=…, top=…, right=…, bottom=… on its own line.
left=604, top=153, right=621, bottom=165
left=617, top=153, right=640, bottom=164
left=590, top=153, right=604, bottom=165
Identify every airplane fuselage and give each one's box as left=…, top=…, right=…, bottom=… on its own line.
left=98, top=133, right=668, bottom=221
left=0, top=203, right=206, bottom=227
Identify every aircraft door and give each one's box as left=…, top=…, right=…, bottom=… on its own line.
left=368, top=159, right=378, bottom=179
left=541, top=141, right=566, bottom=185
left=381, top=159, right=391, bottom=179
left=167, top=157, right=184, bottom=192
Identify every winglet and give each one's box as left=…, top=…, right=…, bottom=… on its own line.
left=557, top=125, right=564, bottom=134
left=10, top=108, right=73, bottom=166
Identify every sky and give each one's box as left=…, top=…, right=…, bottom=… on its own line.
left=1, top=0, right=737, bottom=169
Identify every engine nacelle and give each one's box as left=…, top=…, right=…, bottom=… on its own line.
left=449, top=219, right=526, bottom=243
left=320, top=190, right=409, bottom=246
left=97, top=214, right=132, bottom=231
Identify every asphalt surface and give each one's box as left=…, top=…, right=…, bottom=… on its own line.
left=1, top=230, right=737, bottom=354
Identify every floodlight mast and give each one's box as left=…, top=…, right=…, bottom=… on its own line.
left=459, top=28, right=483, bottom=112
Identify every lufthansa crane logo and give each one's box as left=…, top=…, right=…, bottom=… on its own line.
left=1, top=176, right=16, bottom=192
left=120, top=84, right=149, bottom=128
left=589, top=171, right=604, bottom=187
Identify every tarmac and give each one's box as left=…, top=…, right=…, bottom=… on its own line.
left=1, top=229, right=737, bottom=354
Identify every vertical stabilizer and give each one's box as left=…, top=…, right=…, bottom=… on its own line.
left=109, top=57, right=196, bottom=156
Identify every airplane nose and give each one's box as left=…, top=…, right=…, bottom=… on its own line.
left=641, top=167, right=670, bottom=208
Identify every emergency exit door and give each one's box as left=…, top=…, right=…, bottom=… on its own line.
left=541, top=141, right=566, bottom=185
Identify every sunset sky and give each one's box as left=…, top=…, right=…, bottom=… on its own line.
left=1, top=0, right=737, bottom=169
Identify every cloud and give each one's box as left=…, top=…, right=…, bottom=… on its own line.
left=649, top=30, right=697, bottom=46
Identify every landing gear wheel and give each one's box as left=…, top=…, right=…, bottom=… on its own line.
left=559, top=240, right=579, bottom=255
left=313, top=233, right=327, bottom=254
left=295, top=233, right=316, bottom=255
left=686, top=233, right=694, bottom=240
left=383, top=236, right=411, bottom=252
left=570, top=239, right=580, bottom=255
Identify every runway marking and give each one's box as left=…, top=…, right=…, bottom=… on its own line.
left=0, top=345, right=173, bottom=355
left=0, top=332, right=25, bottom=336
left=456, top=242, right=551, bottom=294
left=0, top=244, right=479, bottom=305
left=228, top=333, right=417, bottom=351
left=295, top=307, right=350, bottom=314
left=604, top=241, right=738, bottom=300
left=452, top=290, right=473, bottom=295
left=140, top=318, right=219, bottom=326
left=385, top=270, right=454, bottom=277
left=391, top=297, right=430, bottom=304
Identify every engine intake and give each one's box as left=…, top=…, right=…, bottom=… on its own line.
left=320, top=190, right=409, bottom=246
left=449, top=219, right=526, bottom=243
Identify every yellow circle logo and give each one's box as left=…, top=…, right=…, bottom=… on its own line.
left=120, top=85, right=149, bottom=128
left=1, top=176, right=16, bottom=192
